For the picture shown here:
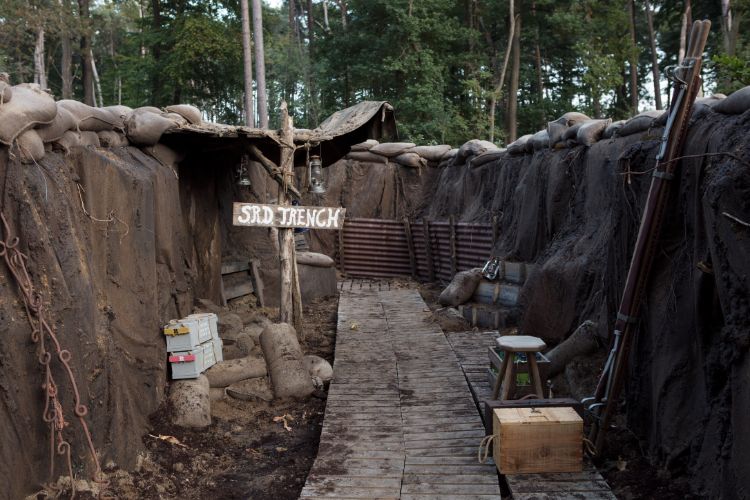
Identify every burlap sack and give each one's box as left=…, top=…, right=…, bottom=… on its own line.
left=507, top=134, right=533, bottom=155
left=393, top=152, right=426, bottom=168
left=713, top=85, right=750, bottom=114
left=97, top=130, right=129, bottom=147
left=530, top=129, right=550, bottom=150
left=350, top=139, right=379, bottom=152
left=16, top=129, right=45, bottom=163
left=548, top=111, right=591, bottom=146
left=370, top=142, right=416, bottom=157
left=53, top=130, right=82, bottom=153
left=125, top=110, right=178, bottom=146
left=577, top=118, right=612, bottom=146
left=165, top=104, right=202, bottom=125
left=58, top=100, right=119, bottom=132
left=0, top=84, right=57, bottom=145
left=411, top=144, right=452, bottom=162
left=469, top=149, right=506, bottom=168
left=347, top=151, right=389, bottom=164
left=618, top=110, right=665, bottom=137
left=36, top=106, right=76, bottom=143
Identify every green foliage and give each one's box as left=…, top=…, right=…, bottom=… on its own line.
left=1, top=0, right=749, bottom=143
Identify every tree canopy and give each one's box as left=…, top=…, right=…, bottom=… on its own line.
left=1, top=0, right=748, bottom=145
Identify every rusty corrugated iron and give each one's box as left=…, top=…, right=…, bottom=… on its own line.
left=336, top=218, right=494, bottom=281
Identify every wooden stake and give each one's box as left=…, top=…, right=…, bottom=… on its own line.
left=277, top=101, right=303, bottom=333
left=422, top=219, right=435, bottom=282
left=403, top=217, right=417, bottom=279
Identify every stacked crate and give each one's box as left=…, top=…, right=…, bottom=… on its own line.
left=164, top=313, right=223, bottom=380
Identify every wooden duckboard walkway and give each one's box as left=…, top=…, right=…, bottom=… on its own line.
left=301, top=283, right=501, bottom=499
left=445, top=330, right=617, bottom=500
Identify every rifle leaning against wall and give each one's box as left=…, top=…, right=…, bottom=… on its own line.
left=584, top=20, right=711, bottom=456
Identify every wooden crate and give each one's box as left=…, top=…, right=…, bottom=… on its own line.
left=492, top=406, right=582, bottom=474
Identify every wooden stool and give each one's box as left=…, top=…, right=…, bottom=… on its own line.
left=491, top=335, right=547, bottom=400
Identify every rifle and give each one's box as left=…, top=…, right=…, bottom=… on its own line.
left=584, top=20, right=711, bottom=456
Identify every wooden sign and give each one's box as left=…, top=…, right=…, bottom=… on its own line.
left=233, top=203, right=346, bottom=230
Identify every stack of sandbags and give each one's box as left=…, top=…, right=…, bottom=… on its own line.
left=345, top=140, right=453, bottom=168
left=0, top=83, right=57, bottom=163
left=455, top=139, right=500, bottom=166
left=548, top=112, right=591, bottom=147
left=617, top=110, right=666, bottom=137
left=713, top=85, right=750, bottom=115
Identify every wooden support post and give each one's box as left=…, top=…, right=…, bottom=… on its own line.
left=422, top=218, right=435, bottom=282
left=277, top=102, right=303, bottom=334
left=403, top=217, right=417, bottom=279
left=449, top=214, right=457, bottom=276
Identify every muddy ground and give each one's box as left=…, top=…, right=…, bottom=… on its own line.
left=97, top=296, right=338, bottom=500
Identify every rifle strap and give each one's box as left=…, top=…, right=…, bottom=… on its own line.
left=653, top=170, right=674, bottom=180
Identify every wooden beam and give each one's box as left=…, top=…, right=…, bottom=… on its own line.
left=403, top=217, right=417, bottom=279
left=276, top=102, right=304, bottom=334
left=247, top=144, right=302, bottom=198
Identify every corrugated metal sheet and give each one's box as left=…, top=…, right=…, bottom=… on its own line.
left=336, top=218, right=494, bottom=282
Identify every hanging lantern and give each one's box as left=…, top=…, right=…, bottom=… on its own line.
left=236, top=155, right=251, bottom=187
left=308, top=155, right=326, bottom=194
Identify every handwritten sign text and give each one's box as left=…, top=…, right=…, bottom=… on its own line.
left=233, top=203, right=346, bottom=230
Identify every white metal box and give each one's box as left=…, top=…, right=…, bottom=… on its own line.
left=163, top=313, right=218, bottom=352
left=169, top=342, right=218, bottom=380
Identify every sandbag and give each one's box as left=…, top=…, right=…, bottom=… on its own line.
left=53, top=130, right=82, bottom=153
left=438, top=268, right=483, bottom=307
left=57, top=100, right=119, bottom=132
left=296, top=252, right=335, bottom=268
left=134, top=106, right=163, bottom=115
left=457, top=139, right=498, bottom=164
left=0, top=81, right=12, bottom=104
left=304, top=355, right=333, bottom=382
left=16, top=129, right=45, bottom=163
left=393, top=152, right=426, bottom=168
left=577, top=118, right=612, bottom=146
left=164, top=112, right=188, bottom=126
left=547, top=111, right=591, bottom=146
left=103, top=105, right=133, bottom=121
left=530, top=129, right=550, bottom=150
left=411, top=144, right=452, bottom=162
left=507, top=134, right=532, bottom=155
left=143, top=143, right=184, bottom=166
left=226, top=377, right=273, bottom=402
left=0, top=84, right=57, bottom=145
left=692, top=94, right=726, bottom=119
left=97, top=130, right=129, bottom=147
left=469, top=149, right=506, bottom=168
left=165, top=104, right=202, bottom=125
left=561, top=122, right=585, bottom=142
left=168, top=375, right=211, bottom=428
left=440, top=147, right=459, bottom=161
left=36, top=106, right=77, bottom=143
left=80, top=131, right=100, bottom=147
left=713, top=85, right=750, bottom=114
left=347, top=151, right=389, bottom=164
left=125, top=110, right=177, bottom=146
left=618, top=110, right=665, bottom=137
left=259, top=323, right=314, bottom=399
left=203, top=355, right=267, bottom=388
left=350, top=139, right=379, bottom=152
left=603, top=120, right=626, bottom=139
left=370, top=142, right=416, bottom=158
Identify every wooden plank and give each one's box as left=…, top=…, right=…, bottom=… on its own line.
left=223, top=281, right=254, bottom=300
left=403, top=217, right=417, bottom=279
left=249, top=259, right=265, bottom=307
left=422, top=219, right=435, bottom=281
left=221, top=261, right=250, bottom=274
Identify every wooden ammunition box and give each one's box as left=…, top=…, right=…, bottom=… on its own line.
left=492, top=406, right=582, bottom=474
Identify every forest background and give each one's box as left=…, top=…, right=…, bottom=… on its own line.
left=1, top=0, right=748, bottom=146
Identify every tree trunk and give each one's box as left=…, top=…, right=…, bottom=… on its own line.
left=78, top=0, right=95, bottom=106
left=720, top=0, right=741, bottom=56
left=322, top=0, right=330, bottom=30
left=306, top=0, right=318, bottom=126
left=488, top=0, right=515, bottom=144
left=240, top=0, right=255, bottom=127
left=506, top=8, right=521, bottom=143
left=628, top=0, right=639, bottom=114
left=91, top=49, right=103, bottom=107
left=645, top=0, right=662, bottom=109
left=252, top=0, right=269, bottom=128
left=151, top=0, right=163, bottom=105
left=58, top=0, right=73, bottom=98
left=33, top=27, right=47, bottom=90
left=678, top=1, right=691, bottom=64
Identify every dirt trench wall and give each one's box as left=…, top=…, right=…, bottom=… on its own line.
left=415, top=111, right=749, bottom=498
left=0, top=146, right=224, bottom=500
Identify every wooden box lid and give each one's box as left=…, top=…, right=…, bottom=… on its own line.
left=494, top=406, right=582, bottom=425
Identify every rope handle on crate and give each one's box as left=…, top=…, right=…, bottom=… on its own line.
left=477, top=434, right=496, bottom=464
